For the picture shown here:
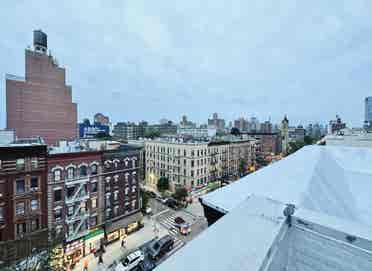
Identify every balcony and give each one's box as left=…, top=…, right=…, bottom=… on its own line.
left=65, top=209, right=90, bottom=224
left=65, top=177, right=89, bottom=186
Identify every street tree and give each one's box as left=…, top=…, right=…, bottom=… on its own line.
left=157, top=177, right=169, bottom=192
left=173, top=187, right=188, bottom=201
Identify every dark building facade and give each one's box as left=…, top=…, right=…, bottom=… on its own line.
left=113, top=122, right=145, bottom=140
left=244, top=132, right=282, bottom=156
left=102, top=145, right=142, bottom=244
left=6, top=30, right=77, bottom=145
left=0, top=144, right=48, bottom=263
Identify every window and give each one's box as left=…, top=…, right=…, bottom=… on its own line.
left=16, top=159, right=25, bottom=170
left=191, top=160, right=194, bottom=167
left=31, top=157, right=38, bottom=169
left=16, top=202, right=25, bottom=215
left=31, top=219, right=39, bottom=231
left=54, top=189, right=62, bottom=202
left=54, top=208, right=62, bottom=220
left=67, top=167, right=75, bottom=179
left=114, top=191, right=119, bottom=201
left=30, top=177, right=38, bottom=191
left=114, top=175, right=119, bottom=183
left=91, top=198, right=97, bottom=208
left=91, top=164, right=98, bottom=175
left=0, top=207, right=4, bottom=222
left=114, top=206, right=119, bottom=216
left=106, top=194, right=111, bottom=207
left=105, top=177, right=111, bottom=184
left=16, top=179, right=25, bottom=194
left=106, top=209, right=111, bottom=218
left=91, top=216, right=98, bottom=226
left=0, top=160, right=2, bottom=170
left=54, top=170, right=61, bottom=181
left=31, top=199, right=39, bottom=211
left=125, top=187, right=129, bottom=195
left=67, top=187, right=75, bottom=198
left=132, top=200, right=136, bottom=209
left=191, top=170, right=194, bottom=177
left=132, top=186, right=136, bottom=193
left=80, top=165, right=87, bottom=177
left=91, top=182, right=98, bottom=193
left=16, top=223, right=26, bottom=235
left=68, top=206, right=74, bottom=216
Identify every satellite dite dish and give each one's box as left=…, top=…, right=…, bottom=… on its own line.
left=283, top=204, right=296, bottom=227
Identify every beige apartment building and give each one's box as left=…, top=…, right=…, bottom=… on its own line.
left=145, top=137, right=256, bottom=192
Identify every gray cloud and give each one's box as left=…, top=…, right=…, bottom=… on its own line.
left=1, top=0, right=372, bottom=127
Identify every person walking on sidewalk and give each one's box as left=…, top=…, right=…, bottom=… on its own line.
left=83, top=259, right=89, bottom=271
left=121, top=239, right=126, bottom=249
left=98, top=254, right=104, bottom=265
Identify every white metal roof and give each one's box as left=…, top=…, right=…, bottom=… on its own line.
left=201, top=145, right=372, bottom=227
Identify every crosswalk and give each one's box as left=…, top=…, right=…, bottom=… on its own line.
left=157, top=212, right=181, bottom=237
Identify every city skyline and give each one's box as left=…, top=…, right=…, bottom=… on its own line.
left=2, top=1, right=372, bottom=128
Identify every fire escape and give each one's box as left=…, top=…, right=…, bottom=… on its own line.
left=65, top=177, right=90, bottom=242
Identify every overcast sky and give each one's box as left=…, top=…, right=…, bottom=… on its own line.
left=1, top=1, right=372, bottom=127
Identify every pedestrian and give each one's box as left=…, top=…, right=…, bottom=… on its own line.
left=83, top=259, right=89, bottom=271
left=98, top=254, right=103, bottom=265
left=121, top=239, right=126, bottom=248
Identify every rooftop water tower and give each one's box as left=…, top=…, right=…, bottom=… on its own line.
left=33, top=30, right=47, bottom=54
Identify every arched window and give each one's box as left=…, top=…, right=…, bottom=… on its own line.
left=80, top=165, right=87, bottom=177
left=67, top=167, right=75, bottom=180
left=54, top=170, right=61, bottom=181
left=91, top=164, right=98, bottom=175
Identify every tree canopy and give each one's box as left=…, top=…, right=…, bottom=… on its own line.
left=157, top=177, right=169, bottom=192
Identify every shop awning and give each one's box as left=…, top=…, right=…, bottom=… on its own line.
left=105, top=212, right=143, bottom=233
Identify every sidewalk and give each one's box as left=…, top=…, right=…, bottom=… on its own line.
left=72, top=216, right=168, bottom=271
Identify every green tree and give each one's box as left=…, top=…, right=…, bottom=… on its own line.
left=173, top=187, right=188, bottom=201
left=239, top=159, right=247, bottom=176
left=144, top=130, right=161, bottom=139
left=140, top=190, right=150, bottom=214
left=157, top=177, right=169, bottom=192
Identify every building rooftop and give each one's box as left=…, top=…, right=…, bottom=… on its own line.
left=157, top=145, right=372, bottom=271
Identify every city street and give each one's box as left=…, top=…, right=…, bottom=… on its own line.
left=72, top=198, right=207, bottom=271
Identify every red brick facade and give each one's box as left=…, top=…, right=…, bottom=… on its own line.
left=6, top=49, right=77, bottom=146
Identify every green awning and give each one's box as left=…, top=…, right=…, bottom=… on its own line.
left=84, top=228, right=104, bottom=240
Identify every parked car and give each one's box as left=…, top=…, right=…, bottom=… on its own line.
left=173, top=216, right=191, bottom=235
left=115, top=250, right=145, bottom=271
left=148, top=235, right=174, bottom=261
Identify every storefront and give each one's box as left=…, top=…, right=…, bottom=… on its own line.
left=50, top=245, right=64, bottom=270
left=84, top=228, right=105, bottom=254
left=105, top=212, right=143, bottom=244
left=64, top=239, right=84, bottom=267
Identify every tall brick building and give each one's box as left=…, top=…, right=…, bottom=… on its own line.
left=6, top=30, right=77, bottom=146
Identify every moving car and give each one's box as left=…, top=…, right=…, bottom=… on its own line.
left=173, top=216, right=191, bottom=235
left=115, top=250, right=145, bottom=271
left=148, top=235, right=174, bottom=260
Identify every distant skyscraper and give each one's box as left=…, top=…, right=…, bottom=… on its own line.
left=364, top=97, right=372, bottom=129
left=281, top=116, right=289, bottom=155
left=6, top=30, right=77, bottom=145
left=208, top=113, right=225, bottom=132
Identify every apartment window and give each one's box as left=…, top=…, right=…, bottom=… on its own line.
left=91, top=164, right=98, bottom=175
left=191, top=150, right=194, bottom=156
left=191, top=170, right=194, bottom=177
left=91, top=216, right=98, bottom=227
left=16, top=223, right=26, bottom=236
left=67, top=167, right=75, bottom=179
left=91, top=198, right=97, bottom=208
left=31, top=199, right=39, bottom=211
left=184, top=150, right=186, bottom=156
left=79, top=165, right=87, bottom=177
left=54, top=208, right=62, bottom=220
left=91, top=182, right=98, bottom=193
left=106, top=194, right=111, bottom=207
left=105, top=209, right=111, bottom=219
left=125, top=187, right=129, bottom=195
left=31, top=157, right=38, bottom=169
left=114, top=206, right=119, bottom=216
left=15, top=202, right=25, bottom=215
left=114, top=191, right=119, bottom=201
left=132, top=186, right=137, bottom=193
left=31, top=219, right=39, bottom=231
left=105, top=177, right=111, bottom=184
left=114, top=175, right=119, bottom=183
left=54, top=170, right=61, bottom=181
left=68, top=206, right=74, bottom=216
left=66, top=187, right=75, bottom=198
left=16, top=159, right=25, bottom=170
left=16, top=179, right=25, bottom=194
left=30, top=177, right=38, bottom=191
left=0, top=207, right=4, bottom=222
left=191, top=160, right=194, bottom=167
left=132, top=200, right=136, bottom=209
left=54, top=189, right=62, bottom=202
